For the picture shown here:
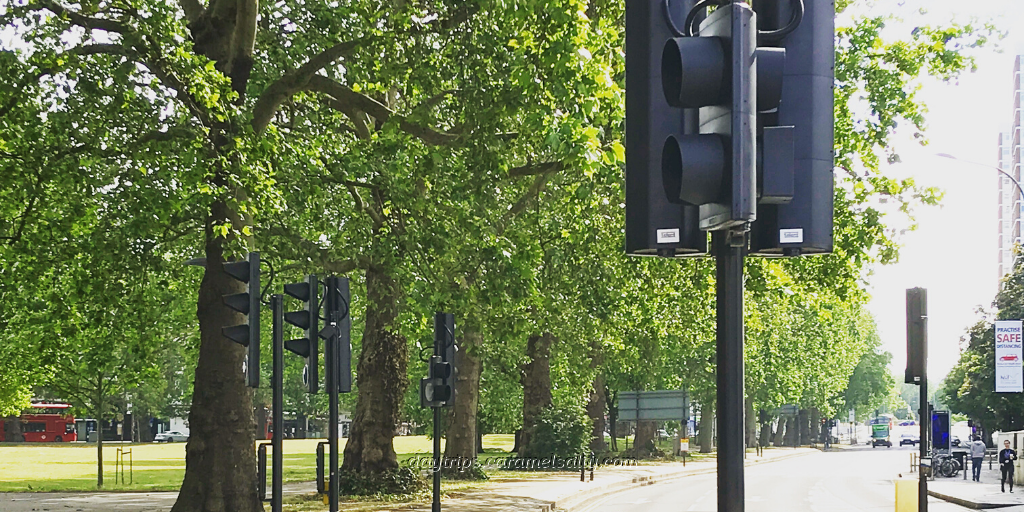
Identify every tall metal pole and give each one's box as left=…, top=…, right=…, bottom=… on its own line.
left=325, top=277, right=339, bottom=512
left=714, top=229, right=746, bottom=512
left=432, top=406, right=442, bottom=512
left=271, top=294, right=284, bottom=512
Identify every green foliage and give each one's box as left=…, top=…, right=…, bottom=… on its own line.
left=336, top=467, right=427, bottom=498
left=942, top=258, right=1024, bottom=432
left=521, top=404, right=593, bottom=459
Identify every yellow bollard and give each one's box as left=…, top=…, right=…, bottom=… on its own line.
left=895, top=479, right=918, bottom=511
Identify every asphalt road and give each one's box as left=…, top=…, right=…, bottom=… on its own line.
left=580, top=444, right=970, bottom=512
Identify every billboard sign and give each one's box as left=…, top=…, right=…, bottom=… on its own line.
left=995, top=320, right=1023, bottom=392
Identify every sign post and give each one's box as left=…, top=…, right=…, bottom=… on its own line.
left=995, top=320, right=1023, bottom=393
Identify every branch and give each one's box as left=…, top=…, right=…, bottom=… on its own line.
left=344, top=182, right=386, bottom=228
left=509, top=161, right=562, bottom=179
left=68, top=43, right=129, bottom=57
left=35, top=0, right=128, bottom=33
left=251, top=39, right=363, bottom=134
left=498, top=166, right=560, bottom=235
left=307, top=75, right=458, bottom=146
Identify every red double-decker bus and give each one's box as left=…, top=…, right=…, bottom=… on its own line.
left=0, top=403, right=78, bottom=442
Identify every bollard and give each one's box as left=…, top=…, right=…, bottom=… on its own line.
left=895, top=478, right=917, bottom=511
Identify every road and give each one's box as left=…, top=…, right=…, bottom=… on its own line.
left=581, top=444, right=969, bottom=512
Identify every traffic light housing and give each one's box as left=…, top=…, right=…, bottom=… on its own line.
left=659, top=2, right=757, bottom=231
left=749, top=0, right=835, bottom=256
left=624, top=0, right=708, bottom=257
left=420, top=355, right=453, bottom=408
left=284, top=275, right=320, bottom=394
left=905, top=288, right=927, bottom=384
left=420, top=312, right=458, bottom=408
left=222, top=251, right=261, bottom=388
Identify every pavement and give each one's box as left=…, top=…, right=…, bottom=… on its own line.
left=929, top=455, right=1024, bottom=510
left=0, top=447, right=817, bottom=512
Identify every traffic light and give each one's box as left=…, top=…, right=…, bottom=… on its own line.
left=905, top=288, right=927, bottom=384
left=222, top=251, right=261, bottom=388
left=284, top=275, right=320, bottom=394
left=420, top=312, right=458, bottom=408
left=420, top=355, right=452, bottom=408
left=659, top=1, right=758, bottom=231
left=749, top=0, right=835, bottom=256
left=624, top=0, right=707, bottom=257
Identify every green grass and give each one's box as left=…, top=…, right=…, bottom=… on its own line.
left=0, top=435, right=518, bottom=492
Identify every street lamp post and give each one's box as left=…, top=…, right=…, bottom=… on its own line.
left=936, top=153, right=1024, bottom=199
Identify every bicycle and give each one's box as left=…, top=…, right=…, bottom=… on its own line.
left=933, top=453, right=962, bottom=478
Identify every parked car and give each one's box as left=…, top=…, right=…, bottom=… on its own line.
left=951, top=435, right=962, bottom=447
left=154, top=431, right=189, bottom=442
left=899, top=433, right=920, bottom=446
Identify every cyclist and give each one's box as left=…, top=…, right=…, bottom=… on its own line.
left=1000, top=440, right=1017, bottom=493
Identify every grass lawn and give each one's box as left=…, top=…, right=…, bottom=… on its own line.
left=0, top=434, right=517, bottom=492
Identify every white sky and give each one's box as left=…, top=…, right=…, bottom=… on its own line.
left=860, top=0, right=1024, bottom=381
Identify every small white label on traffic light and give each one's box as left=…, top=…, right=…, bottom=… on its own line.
left=656, top=229, right=680, bottom=243
left=780, top=228, right=804, bottom=244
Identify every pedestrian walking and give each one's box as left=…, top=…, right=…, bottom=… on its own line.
left=971, top=436, right=987, bottom=482
left=1000, top=440, right=1017, bottom=492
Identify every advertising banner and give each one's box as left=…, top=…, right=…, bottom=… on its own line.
left=995, top=320, right=1023, bottom=392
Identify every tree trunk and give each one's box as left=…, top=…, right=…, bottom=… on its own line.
left=809, top=408, right=821, bottom=443
left=476, top=429, right=484, bottom=454
left=798, top=409, right=809, bottom=445
left=606, top=388, right=618, bottom=452
left=444, top=329, right=482, bottom=463
left=255, top=405, right=268, bottom=440
left=772, top=417, right=785, bottom=446
left=785, top=416, right=799, bottom=446
left=511, top=429, right=522, bottom=454
left=97, top=412, right=104, bottom=488
left=745, top=397, right=757, bottom=448
left=519, top=332, right=555, bottom=457
left=341, top=267, right=408, bottom=474
left=171, top=202, right=262, bottom=512
left=698, top=403, right=714, bottom=453
left=633, top=421, right=657, bottom=457
left=587, top=373, right=607, bottom=453
left=757, top=415, right=770, bottom=448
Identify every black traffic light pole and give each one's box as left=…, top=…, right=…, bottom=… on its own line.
left=714, top=229, right=746, bottom=512
left=324, top=277, right=340, bottom=512
left=907, top=288, right=928, bottom=512
left=432, top=359, right=442, bottom=512
left=270, top=294, right=284, bottom=512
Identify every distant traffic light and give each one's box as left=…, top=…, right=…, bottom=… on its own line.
left=905, top=288, right=927, bottom=384
left=284, top=275, right=320, bottom=394
left=222, top=252, right=261, bottom=388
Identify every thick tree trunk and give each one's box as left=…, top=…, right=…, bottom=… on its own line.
left=772, top=417, right=785, bottom=446
left=171, top=201, right=262, bottom=512
left=444, top=329, right=482, bottom=463
left=632, top=421, right=657, bottom=457
left=4, top=415, right=24, bottom=442
left=698, top=404, right=714, bottom=453
left=587, top=373, right=607, bottom=453
left=745, top=397, right=757, bottom=448
left=341, top=267, right=408, bottom=474
left=519, top=332, right=554, bottom=457
left=785, top=416, right=799, bottom=446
